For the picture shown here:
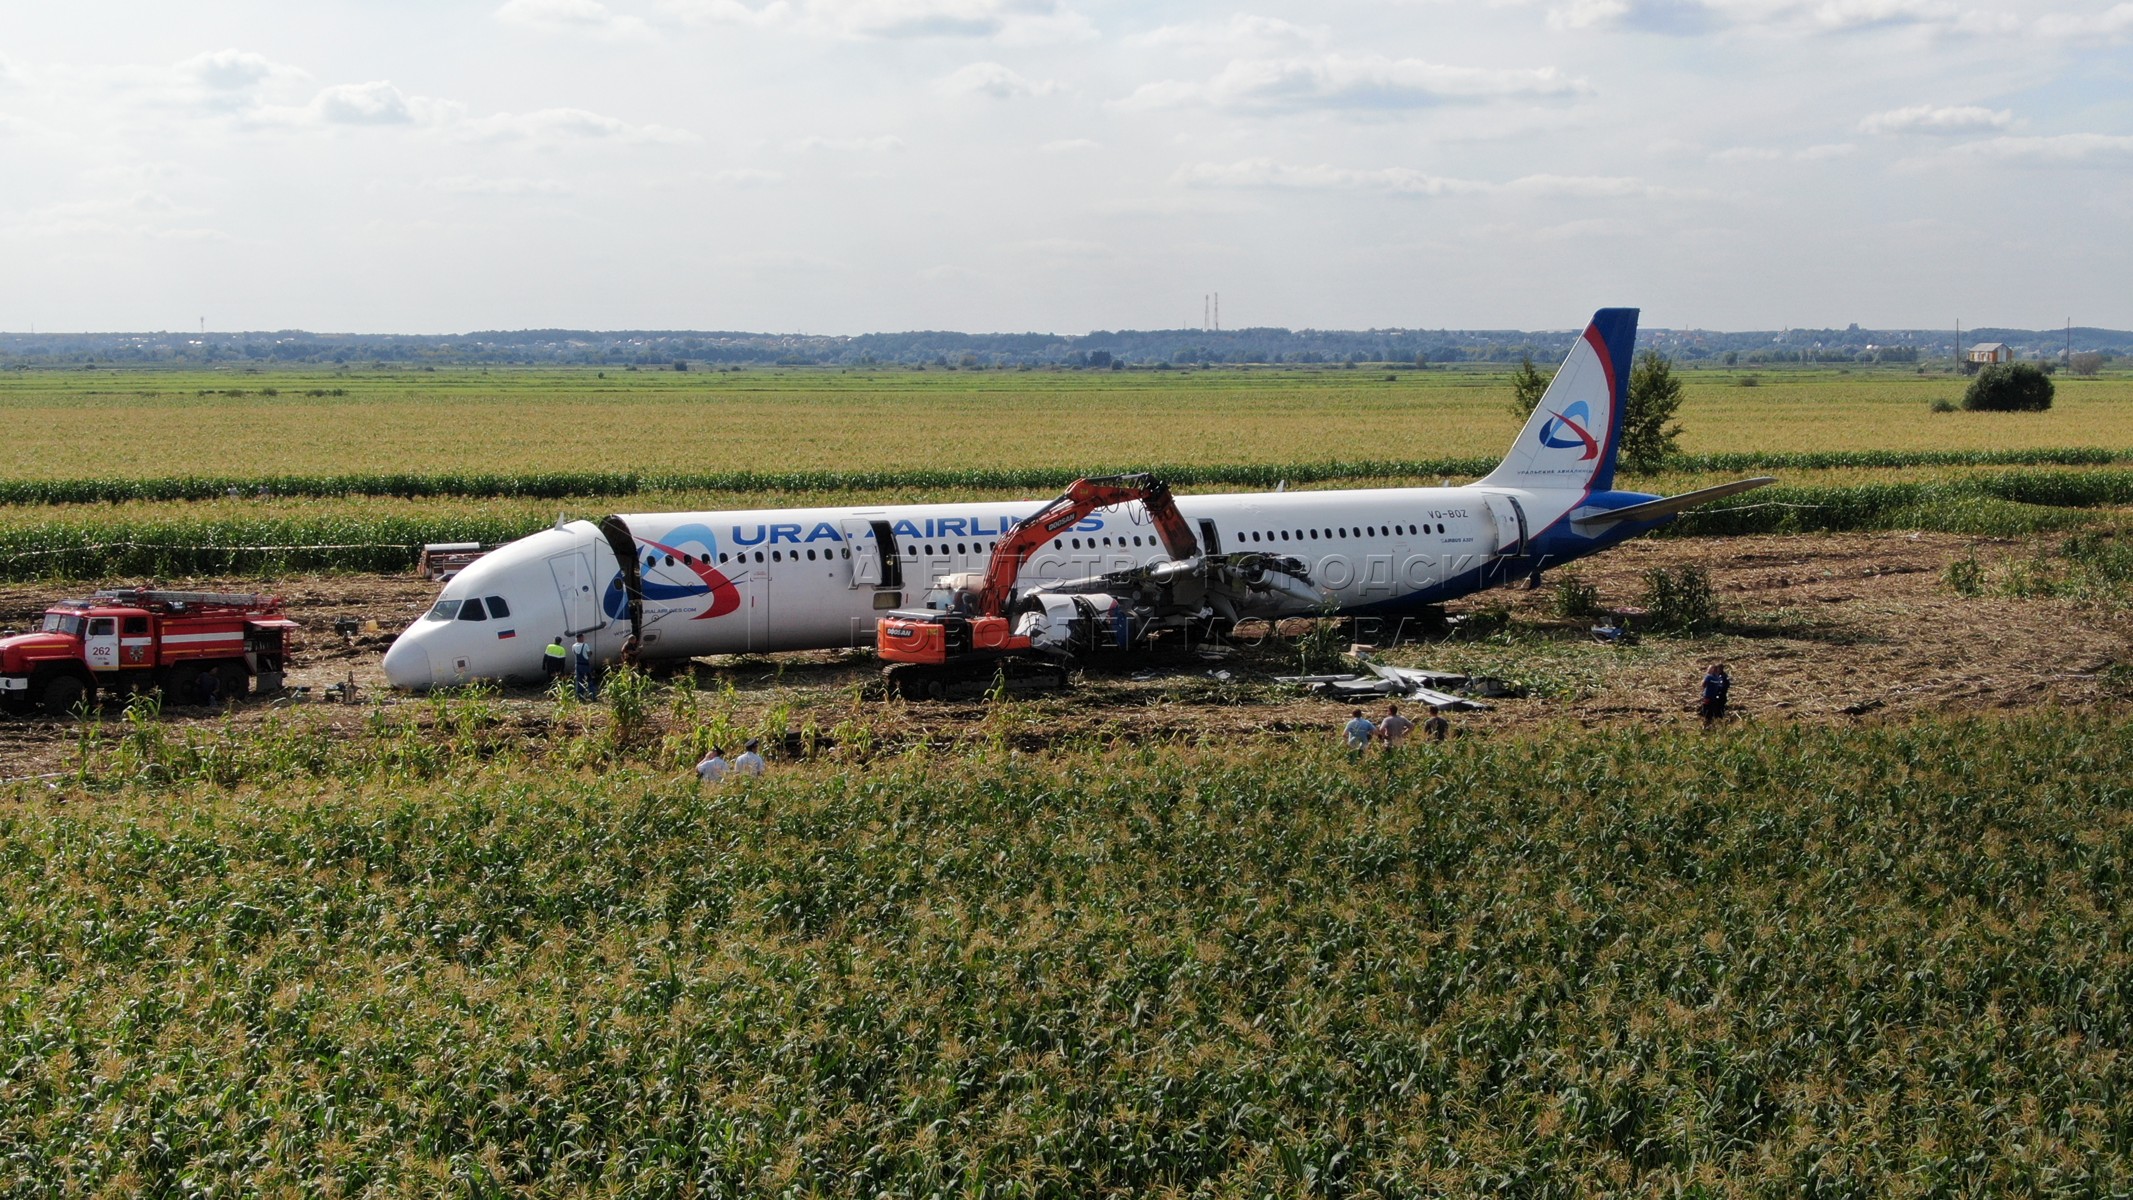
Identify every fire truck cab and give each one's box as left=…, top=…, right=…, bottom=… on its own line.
left=0, top=589, right=297, bottom=714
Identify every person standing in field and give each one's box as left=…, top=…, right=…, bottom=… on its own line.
left=572, top=634, right=595, bottom=700
left=734, top=738, right=767, bottom=777
left=1423, top=711, right=1450, bottom=742
left=543, top=636, right=568, bottom=684
left=1700, top=662, right=1732, bottom=727
left=695, top=745, right=728, bottom=784
left=1377, top=703, right=1415, bottom=748
left=1343, top=708, right=1377, bottom=751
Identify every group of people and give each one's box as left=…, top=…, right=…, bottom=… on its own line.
left=1342, top=703, right=1448, bottom=750
left=694, top=739, right=767, bottom=784
left=542, top=634, right=599, bottom=698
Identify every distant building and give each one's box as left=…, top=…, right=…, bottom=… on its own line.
left=1967, top=342, right=2012, bottom=365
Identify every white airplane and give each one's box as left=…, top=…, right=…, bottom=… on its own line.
left=382, top=308, right=1772, bottom=689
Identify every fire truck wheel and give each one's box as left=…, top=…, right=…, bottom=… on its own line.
left=161, top=664, right=201, bottom=705
left=214, top=662, right=251, bottom=700
left=40, top=673, right=94, bottom=715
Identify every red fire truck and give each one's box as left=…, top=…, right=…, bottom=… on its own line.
left=0, top=589, right=297, bottom=714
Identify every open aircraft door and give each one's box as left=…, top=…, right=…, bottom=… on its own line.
left=1484, top=494, right=1529, bottom=559
left=840, top=517, right=902, bottom=591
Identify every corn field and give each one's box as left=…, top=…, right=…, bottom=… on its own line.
left=2, top=710, right=2130, bottom=1195
left=6, top=468, right=2133, bottom=580
left=0, top=448, right=2123, bottom=507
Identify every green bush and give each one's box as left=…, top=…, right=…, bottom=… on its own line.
left=1642, top=564, right=1716, bottom=632
left=1550, top=570, right=1602, bottom=619
left=1964, top=362, right=2055, bottom=412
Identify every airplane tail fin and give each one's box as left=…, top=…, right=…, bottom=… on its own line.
left=1476, top=307, right=1639, bottom=494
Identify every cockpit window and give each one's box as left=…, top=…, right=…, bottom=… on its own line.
left=425, top=600, right=462, bottom=621
left=42, top=614, right=83, bottom=636
left=458, top=598, right=488, bottom=621
left=485, top=596, right=511, bottom=618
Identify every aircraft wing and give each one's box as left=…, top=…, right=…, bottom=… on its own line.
left=1572, top=477, right=1777, bottom=532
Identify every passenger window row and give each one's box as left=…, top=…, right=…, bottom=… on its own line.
left=708, top=548, right=854, bottom=565
left=1240, top=522, right=1444, bottom=544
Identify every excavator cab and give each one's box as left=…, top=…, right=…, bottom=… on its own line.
left=877, top=473, right=1201, bottom=699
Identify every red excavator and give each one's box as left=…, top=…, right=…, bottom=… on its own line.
left=876, top=473, right=1200, bottom=699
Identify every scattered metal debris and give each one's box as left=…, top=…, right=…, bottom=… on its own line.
left=1273, top=655, right=1499, bottom=710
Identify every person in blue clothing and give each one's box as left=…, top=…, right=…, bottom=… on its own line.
left=1700, top=662, right=1731, bottom=727
left=572, top=634, right=596, bottom=700
left=1342, top=708, right=1376, bottom=750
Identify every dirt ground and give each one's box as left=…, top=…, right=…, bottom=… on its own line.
left=3, top=529, right=2126, bottom=778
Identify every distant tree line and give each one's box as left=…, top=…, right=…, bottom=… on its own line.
left=3, top=324, right=2128, bottom=370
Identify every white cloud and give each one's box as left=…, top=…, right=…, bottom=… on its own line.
left=1537, top=0, right=2035, bottom=37
left=1859, top=103, right=2012, bottom=134
left=1948, top=133, right=2133, bottom=163
left=1472, top=216, right=1643, bottom=242
left=1012, top=236, right=1118, bottom=258
left=934, top=61, right=1061, bottom=98
left=1503, top=172, right=1683, bottom=196
left=1710, top=142, right=1858, bottom=162
left=308, top=81, right=432, bottom=126
left=93, top=49, right=311, bottom=115
left=658, top=0, right=793, bottom=24
left=495, top=0, right=652, bottom=38
left=2033, top=2, right=2133, bottom=37
left=717, top=249, right=846, bottom=270
left=174, top=48, right=310, bottom=109
left=0, top=193, right=230, bottom=243
left=1547, top=0, right=1726, bottom=34
left=425, top=175, right=572, bottom=195
left=789, top=133, right=905, bottom=152
left=806, top=0, right=1094, bottom=42
left=1808, top=0, right=2019, bottom=34
left=0, top=112, right=68, bottom=144
left=1176, top=159, right=1684, bottom=199
left=1128, top=15, right=1330, bottom=54
left=713, top=166, right=787, bottom=185
left=655, top=0, right=1091, bottom=38
left=462, top=106, right=697, bottom=143
left=1041, top=137, right=1100, bottom=152
left=1114, top=54, right=1588, bottom=113
left=1176, top=158, right=1488, bottom=195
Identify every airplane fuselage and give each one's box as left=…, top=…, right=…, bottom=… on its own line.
left=381, top=482, right=1659, bottom=688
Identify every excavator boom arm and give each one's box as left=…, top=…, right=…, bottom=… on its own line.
left=976, top=473, right=1201, bottom=613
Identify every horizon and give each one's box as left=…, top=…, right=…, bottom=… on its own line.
left=3, top=319, right=2126, bottom=340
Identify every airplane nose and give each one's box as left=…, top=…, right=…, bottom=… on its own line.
left=381, top=632, right=433, bottom=690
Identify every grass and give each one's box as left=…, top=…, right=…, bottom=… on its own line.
left=7, top=364, right=2133, bottom=481
left=4, top=708, right=2131, bottom=1194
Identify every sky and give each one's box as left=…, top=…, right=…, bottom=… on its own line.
left=2, top=0, right=2129, bottom=334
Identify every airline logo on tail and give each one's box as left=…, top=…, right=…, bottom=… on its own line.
left=1537, top=400, right=1598, bottom=460
left=602, top=522, right=741, bottom=621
